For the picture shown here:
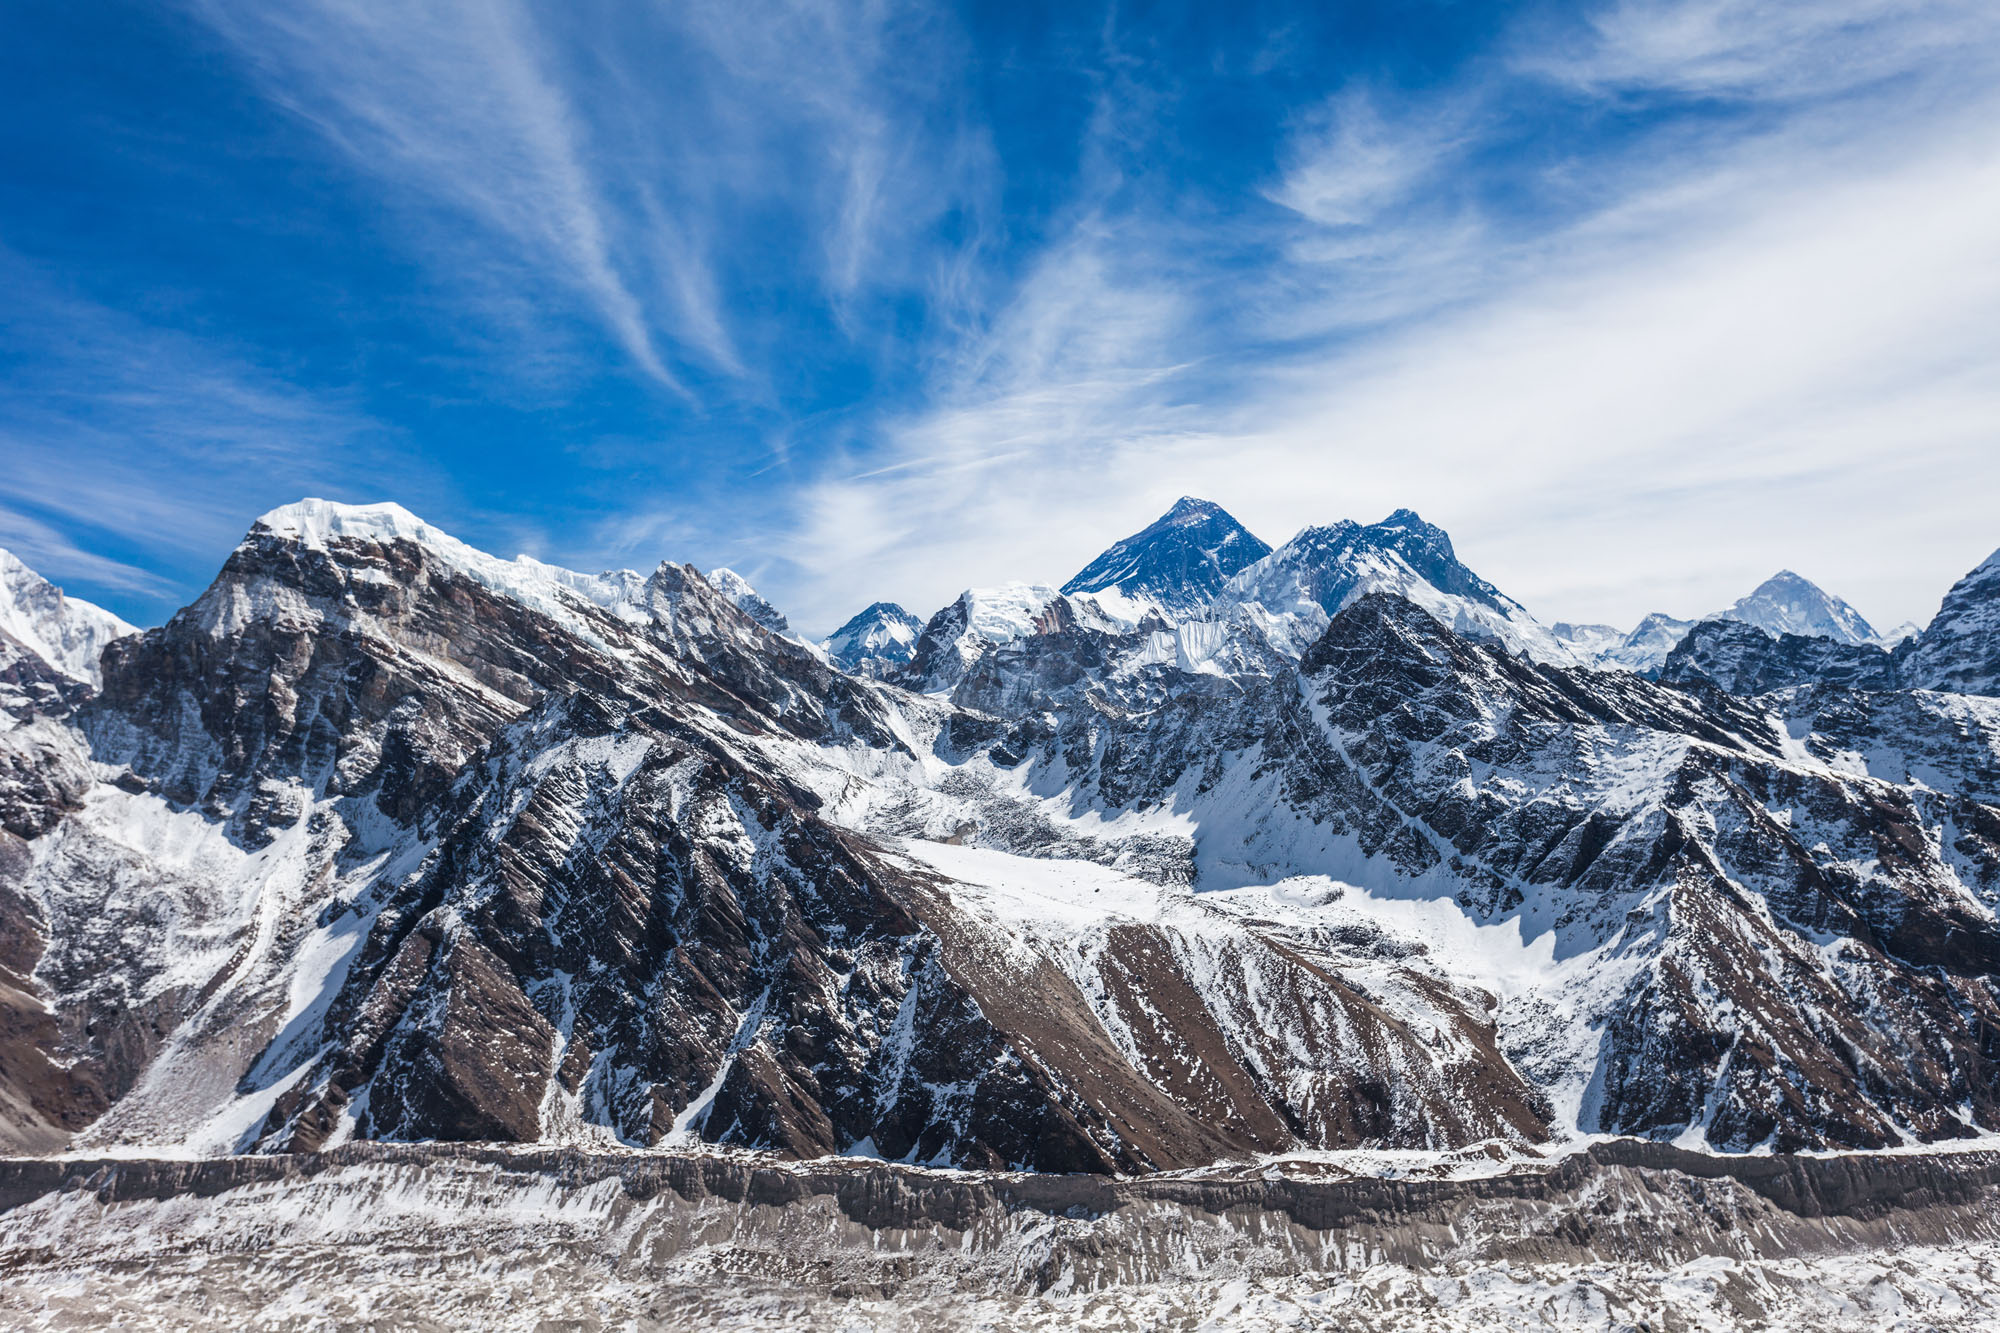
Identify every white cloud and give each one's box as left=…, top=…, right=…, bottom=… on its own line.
left=1266, top=90, right=1467, bottom=227
left=768, top=0, right=2000, bottom=636
left=190, top=0, right=996, bottom=398
left=194, top=0, right=696, bottom=392
left=1522, top=0, right=1991, bottom=100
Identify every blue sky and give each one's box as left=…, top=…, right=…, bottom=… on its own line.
left=4, top=0, right=1998, bottom=636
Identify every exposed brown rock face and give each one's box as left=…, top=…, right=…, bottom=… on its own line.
left=1, top=510, right=1997, bottom=1168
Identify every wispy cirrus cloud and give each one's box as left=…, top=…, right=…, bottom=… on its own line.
left=1266, top=90, right=1471, bottom=229
left=12, top=0, right=1998, bottom=640
left=767, top=0, right=2000, bottom=635
left=188, top=0, right=999, bottom=403
left=0, top=247, right=432, bottom=618
left=1522, top=0, right=1992, bottom=100
left=191, top=0, right=690, bottom=393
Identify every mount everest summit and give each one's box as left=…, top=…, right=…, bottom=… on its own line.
left=2, top=496, right=1999, bottom=1173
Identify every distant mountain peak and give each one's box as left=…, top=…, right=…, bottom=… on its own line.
left=824, top=600, right=924, bottom=672
left=1163, top=495, right=1224, bottom=521
left=1209, top=509, right=1578, bottom=666
left=0, top=546, right=137, bottom=688
left=1061, top=498, right=1270, bottom=617
left=1712, top=570, right=1876, bottom=645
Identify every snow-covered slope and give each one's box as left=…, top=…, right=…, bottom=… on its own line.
left=704, top=567, right=789, bottom=635
left=1554, top=612, right=1695, bottom=674
left=1205, top=509, right=1580, bottom=666
left=1710, top=570, right=1877, bottom=644
left=0, top=547, right=136, bottom=688
left=1060, top=497, right=1271, bottom=618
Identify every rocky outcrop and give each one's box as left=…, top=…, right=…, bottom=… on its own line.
left=1659, top=618, right=1900, bottom=694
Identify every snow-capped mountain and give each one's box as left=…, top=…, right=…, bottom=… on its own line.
left=1556, top=575, right=1877, bottom=679
left=1208, top=509, right=1580, bottom=665
left=1646, top=549, right=2000, bottom=701
left=1553, top=612, right=1695, bottom=674
left=704, top=567, right=789, bottom=635
left=0, top=546, right=136, bottom=689
left=1060, top=497, right=1271, bottom=618
left=901, top=582, right=1158, bottom=693
left=823, top=601, right=924, bottom=673
left=1710, top=570, right=1877, bottom=644
left=3, top=498, right=1999, bottom=1170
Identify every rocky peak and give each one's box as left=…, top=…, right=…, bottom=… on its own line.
left=704, top=568, right=789, bottom=635
left=248, top=499, right=651, bottom=632
left=1060, top=497, right=1271, bottom=618
left=824, top=601, right=924, bottom=674
left=903, top=583, right=1066, bottom=693
left=1901, top=548, right=2000, bottom=697
left=1711, top=570, right=1877, bottom=645
left=1212, top=510, right=1576, bottom=666
left=85, top=507, right=654, bottom=828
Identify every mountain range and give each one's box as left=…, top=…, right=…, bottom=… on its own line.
left=2, top=496, right=1997, bottom=1170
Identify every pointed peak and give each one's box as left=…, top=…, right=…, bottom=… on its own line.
left=1164, top=496, right=1224, bottom=522
left=824, top=601, right=924, bottom=669
left=847, top=600, right=918, bottom=623
left=1061, top=501, right=1270, bottom=613
left=704, top=567, right=788, bottom=634
left=1715, top=568, right=1876, bottom=644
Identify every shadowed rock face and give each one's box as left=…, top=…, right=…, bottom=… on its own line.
left=1904, top=549, right=2000, bottom=697
left=1, top=509, right=1998, bottom=1168
left=1660, top=618, right=1900, bottom=694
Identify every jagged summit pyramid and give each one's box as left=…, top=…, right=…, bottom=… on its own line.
left=1711, top=570, right=1877, bottom=644
left=1061, top=497, right=1271, bottom=617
